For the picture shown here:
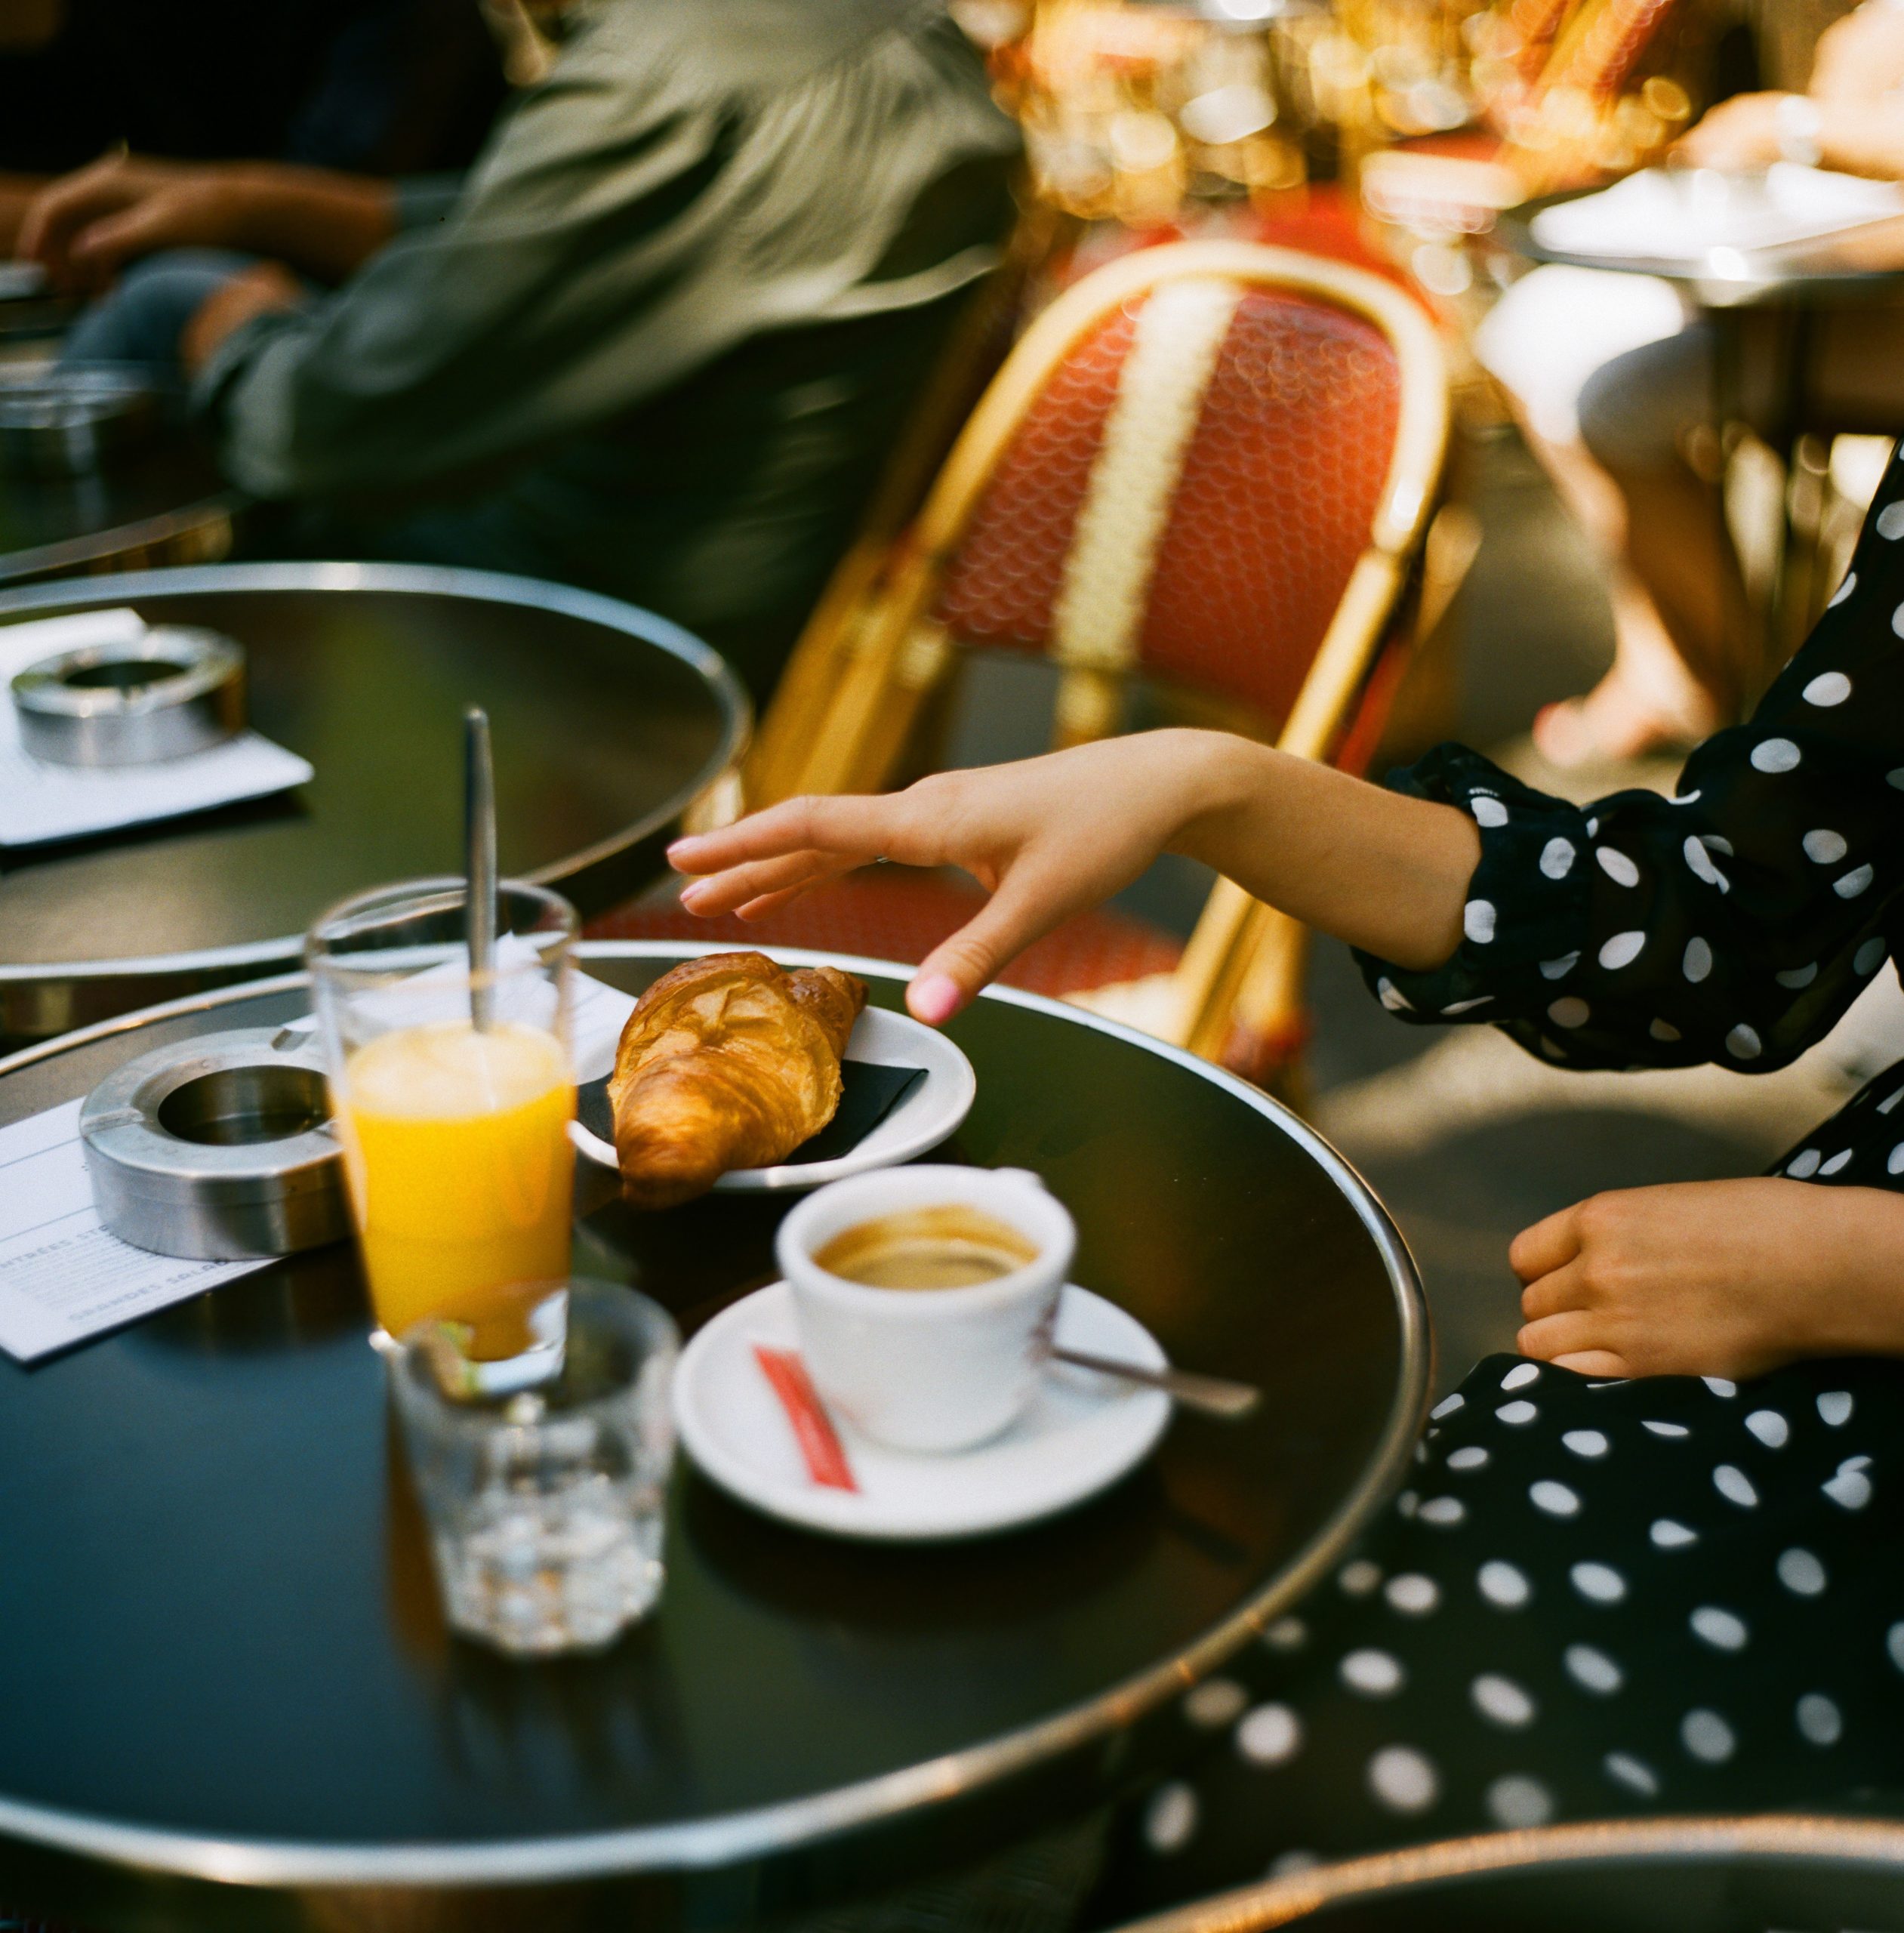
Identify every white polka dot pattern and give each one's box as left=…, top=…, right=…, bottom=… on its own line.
left=1566, top=1645, right=1623, bottom=1694
left=1366, top=1746, right=1437, bottom=1814
left=1185, top=1678, right=1249, bottom=1728
left=1471, top=1675, right=1536, bottom=1727
left=1145, top=1781, right=1198, bottom=1852
left=1236, top=1702, right=1302, bottom=1766
left=1478, top=1560, right=1531, bottom=1609
left=1681, top=1709, right=1735, bottom=1763
left=1571, top=1562, right=1625, bottom=1604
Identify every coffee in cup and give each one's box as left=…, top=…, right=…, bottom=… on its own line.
left=778, top=1166, right=1076, bottom=1454
left=813, top=1206, right=1038, bottom=1290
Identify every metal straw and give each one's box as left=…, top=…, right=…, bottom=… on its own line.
left=464, top=705, right=496, bottom=1032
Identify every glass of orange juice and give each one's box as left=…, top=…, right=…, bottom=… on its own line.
left=306, top=877, right=578, bottom=1359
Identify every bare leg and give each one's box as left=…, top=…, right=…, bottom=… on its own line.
left=1514, top=415, right=1730, bottom=767
left=1532, top=326, right=1760, bottom=767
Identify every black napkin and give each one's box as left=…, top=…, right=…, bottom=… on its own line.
left=578, top=1061, right=928, bottom=1169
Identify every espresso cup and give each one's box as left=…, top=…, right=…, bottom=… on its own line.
left=777, top=1165, right=1076, bottom=1454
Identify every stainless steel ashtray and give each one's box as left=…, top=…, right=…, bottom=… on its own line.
left=0, top=363, right=159, bottom=477
left=80, top=1028, right=350, bottom=1261
left=11, top=625, right=245, bottom=766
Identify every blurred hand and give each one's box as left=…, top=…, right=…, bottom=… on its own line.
left=1512, top=1177, right=1904, bottom=1378
left=667, top=737, right=1213, bottom=1023
left=181, top=261, right=304, bottom=375
left=1810, top=6, right=1904, bottom=105
left=17, top=154, right=252, bottom=291
left=1671, top=92, right=1788, bottom=174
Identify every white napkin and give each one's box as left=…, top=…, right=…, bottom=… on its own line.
left=1532, top=164, right=1904, bottom=262
left=0, top=1099, right=264, bottom=1363
left=0, top=607, right=313, bottom=848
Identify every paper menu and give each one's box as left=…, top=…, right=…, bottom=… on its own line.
left=0, top=1100, right=264, bottom=1364
left=0, top=606, right=314, bottom=849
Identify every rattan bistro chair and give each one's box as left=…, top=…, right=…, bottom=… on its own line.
left=1106, top=1814, right=1904, bottom=1933
left=599, top=240, right=1453, bottom=1087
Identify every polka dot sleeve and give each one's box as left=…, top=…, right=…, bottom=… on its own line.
left=1357, top=444, right=1904, bottom=1077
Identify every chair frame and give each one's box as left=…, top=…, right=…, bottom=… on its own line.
left=747, top=239, right=1450, bottom=1079
left=1110, top=1814, right=1904, bottom=1933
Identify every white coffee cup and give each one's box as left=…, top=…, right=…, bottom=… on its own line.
left=776, top=1165, right=1076, bottom=1454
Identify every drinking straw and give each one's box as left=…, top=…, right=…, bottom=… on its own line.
left=464, top=705, right=497, bottom=1032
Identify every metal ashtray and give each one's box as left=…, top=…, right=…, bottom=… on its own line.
left=11, top=625, right=245, bottom=766
left=0, top=363, right=160, bottom=477
left=79, top=1028, right=350, bottom=1261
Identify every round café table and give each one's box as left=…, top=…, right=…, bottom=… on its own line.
left=1497, top=190, right=1904, bottom=656
left=0, top=567, right=750, bottom=1044
left=0, top=430, right=236, bottom=590
left=0, top=942, right=1428, bottom=1932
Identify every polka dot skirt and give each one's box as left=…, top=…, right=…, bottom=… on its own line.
left=1093, top=442, right=1904, bottom=1924
left=1101, top=1356, right=1904, bottom=1913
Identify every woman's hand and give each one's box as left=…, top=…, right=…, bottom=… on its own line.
left=1513, top=1178, right=1904, bottom=1378
left=1671, top=93, right=1790, bottom=174
left=669, top=735, right=1215, bottom=1022
left=670, top=729, right=1477, bottom=1024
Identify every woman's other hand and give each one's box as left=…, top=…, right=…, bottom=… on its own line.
left=1512, top=1178, right=1904, bottom=1378
left=667, top=735, right=1214, bottom=1024
left=1671, top=93, right=1789, bottom=174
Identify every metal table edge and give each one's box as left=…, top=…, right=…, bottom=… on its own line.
left=0, top=566, right=753, bottom=994
left=0, top=940, right=1431, bottom=1891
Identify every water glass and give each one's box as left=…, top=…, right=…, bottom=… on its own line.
left=389, top=1280, right=679, bottom=1656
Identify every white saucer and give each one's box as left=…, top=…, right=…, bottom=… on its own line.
left=572, top=1004, right=975, bottom=1194
left=673, top=1281, right=1172, bottom=1540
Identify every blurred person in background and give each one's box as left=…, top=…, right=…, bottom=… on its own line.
left=1477, top=1, right=1904, bottom=769
left=17, top=0, right=1020, bottom=701
left=0, top=0, right=505, bottom=252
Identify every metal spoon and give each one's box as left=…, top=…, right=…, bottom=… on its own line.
left=464, top=704, right=496, bottom=1032
left=1049, top=1346, right=1261, bottom=1420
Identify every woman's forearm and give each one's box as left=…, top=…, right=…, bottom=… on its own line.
left=1167, top=734, right=1480, bottom=972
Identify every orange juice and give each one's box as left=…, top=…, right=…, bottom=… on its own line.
left=340, top=1020, right=574, bottom=1355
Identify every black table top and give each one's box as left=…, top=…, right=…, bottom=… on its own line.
left=0, top=568, right=750, bottom=1041
left=0, top=432, right=234, bottom=587
left=1499, top=190, right=1904, bottom=308
left=0, top=943, right=1428, bottom=1928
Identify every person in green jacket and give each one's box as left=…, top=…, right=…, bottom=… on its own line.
left=24, top=0, right=1019, bottom=698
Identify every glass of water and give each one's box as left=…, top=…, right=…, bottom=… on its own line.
left=389, top=1279, right=678, bottom=1656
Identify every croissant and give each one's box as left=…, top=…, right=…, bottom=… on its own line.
left=608, top=951, right=867, bottom=1209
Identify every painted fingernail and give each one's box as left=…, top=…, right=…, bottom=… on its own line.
left=909, top=973, right=962, bottom=1025
left=678, top=880, right=713, bottom=910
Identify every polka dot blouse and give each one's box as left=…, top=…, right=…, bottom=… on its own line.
left=1357, top=452, right=1904, bottom=1190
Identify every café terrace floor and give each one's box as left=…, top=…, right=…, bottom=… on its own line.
left=947, top=428, right=1898, bottom=1395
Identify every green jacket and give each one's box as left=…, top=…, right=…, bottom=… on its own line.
left=198, top=0, right=1018, bottom=693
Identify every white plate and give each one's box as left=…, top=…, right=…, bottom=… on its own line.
left=572, top=1003, right=975, bottom=1194
left=673, top=1281, right=1172, bottom=1541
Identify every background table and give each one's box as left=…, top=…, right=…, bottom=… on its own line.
left=0, top=568, right=749, bottom=1043
left=0, top=432, right=236, bottom=589
left=1499, top=190, right=1904, bottom=663
left=0, top=943, right=1428, bottom=1931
